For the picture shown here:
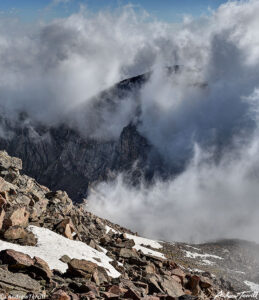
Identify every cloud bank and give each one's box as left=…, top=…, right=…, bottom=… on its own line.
left=1, top=1, right=259, bottom=242
left=88, top=0, right=259, bottom=243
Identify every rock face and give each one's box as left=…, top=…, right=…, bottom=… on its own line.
left=0, top=73, right=167, bottom=203
left=0, top=150, right=226, bottom=299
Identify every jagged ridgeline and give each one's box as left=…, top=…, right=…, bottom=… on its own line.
left=0, top=150, right=226, bottom=299
left=0, top=68, right=187, bottom=203
left=0, top=72, right=170, bottom=203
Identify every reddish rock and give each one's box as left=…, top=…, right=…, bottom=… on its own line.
left=0, top=249, right=34, bottom=269
left=33, top=256, right=53, bottom=281
left=56, top=218, right=75, bottom=240
left=0, top=208, right=5, bottom=230
left=50, top=290, right=70, bottom=300
left=3, top=206, right=29, bottom=229
left=171, top=268, right=186, bottom=283
left=3, top=226, right=27, bottom=240
left=107, top=285, right=127, bottom=295
left=101, top=291, right=120, bottom=299
left=145, top=264, right=156, bottom=274
left=67, top=258, right=98, bottom=278
left=93, top=267, right=110, bottom=285
left=160, top=275, right=184, bottom=298
left=186, top=275, right=201, bottom=296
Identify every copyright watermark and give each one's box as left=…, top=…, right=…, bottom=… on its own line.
left=215, top=290, right=259, bottom=299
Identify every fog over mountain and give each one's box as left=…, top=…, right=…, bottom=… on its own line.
left=1, top=0, right=259, bottom=243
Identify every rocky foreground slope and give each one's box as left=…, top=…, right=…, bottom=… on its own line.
left=0, top=150, right=258, bottom=299
left=0, top=150, right=230, bottom=300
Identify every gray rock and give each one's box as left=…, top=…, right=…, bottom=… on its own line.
left=0, top=268, right=41, bottom=292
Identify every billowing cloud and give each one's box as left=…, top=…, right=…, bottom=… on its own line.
left=88, top=0, right=259, bottom=243
left=1, top=1, right=259, bottom=242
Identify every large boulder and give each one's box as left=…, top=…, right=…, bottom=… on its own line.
left=0, top=151, right=22, bottom=171
left=67, top=259, right=98, bottom=278
left=0, top=249, right=34, bottom=270
left=56, top=218, right=75, bottom=240
left=3, top=206, right=29, bottom=229
left=0, top=249, right=52, bottom=282
left=0, top=268, right=41, bottom=294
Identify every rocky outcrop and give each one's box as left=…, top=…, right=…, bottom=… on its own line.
left=0, top=150, right=227, bottom=299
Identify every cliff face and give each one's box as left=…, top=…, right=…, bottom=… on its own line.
left=0, top=72, right=166, bottom=202
left=0, top=122, right=155, bottom=203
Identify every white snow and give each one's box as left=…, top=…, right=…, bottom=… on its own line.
left=185, top=245, right=200, bottom=251
left=184, top=250, right=223, bottom=260
left=244, top=281, right=259, bottom=293
left=0, top=226, right=120, bottom=278
left=125, top=233, right=165, bottom=259
left=104, top=226, right=165, bottom=259
left=125, top=233, right=163, bottom=249
left=184, top=250, right=223, bottom=266
left=201, top=259, right=215, bottom=265
left=187, top=267, right=204, bottom=273
left=105, top=225, right=118, bottom=234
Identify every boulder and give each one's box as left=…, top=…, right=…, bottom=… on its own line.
left=32, top=256, right=53, bottom=281
left=160, top=275, right=184, bottom=298
left=0, top=177, right=15, bottom=193
left=145, top=263, right=156, bottom=274
left=107, top=285, right=127, bottom=296
left=0, top=268, right=41, bottom=293
left=0, top=249, right=34, bottom=270
left=50, top=290, right=70, bottom=300
left=186, top=275, right=200, bottom=296
left=101, top=291, right=120, bottom=299
left=59, top=255, right=71, bottom=264
left=3, top=226, right=27, bottom=240
left=56, top=218, right=75, bottom=240
left=3, top=225, right=38, bottom=246
left=46, top=191, right=73, bottom=215
left=0, top=151, right=22, bottom=171
left=119, top=248, right=139, bottom=259
left=67, top=259, right=98, bottom=278
left=123, top=287, right=142, bottom=300
left=93, top=267, right=110, bottom=285
left=3, top=206, right=29, bottom=229
left=171, top=268, right=186, bottom=283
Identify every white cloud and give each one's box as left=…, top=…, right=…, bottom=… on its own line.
left=1, top=1, right=259, bottom=243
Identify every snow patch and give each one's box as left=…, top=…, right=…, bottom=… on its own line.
left=201, top=259, right=215, bottom=266
left=0, top=226, right=120, bottom=278
left=185, top=245, right=200, bottom=251
left=104, top=226, right=165, bottom=259
left=244, top=281, right=259, bottom=293
left=125, top=234, right=163, bottom=249
left=105, top=225, right=118, bottom=234
left=125, top=233, right=165, bottom=259
left=184, top=250, right=223, bottom=260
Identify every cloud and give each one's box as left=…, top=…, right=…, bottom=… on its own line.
left=1, top=0, right=259, bottom=242
left=88, top=0, right=259, bottom=243
left=88, top=134, right=259, bottom=243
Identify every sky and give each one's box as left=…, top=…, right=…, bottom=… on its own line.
left=0, top=0, right=229, bottom=22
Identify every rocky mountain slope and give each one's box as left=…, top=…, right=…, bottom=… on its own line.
left=0, top=150, right=246, bottom=299
left=0, top=69, right=187, bottom=203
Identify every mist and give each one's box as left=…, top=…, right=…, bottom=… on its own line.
left=1, top=1, right=259, bottom=242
